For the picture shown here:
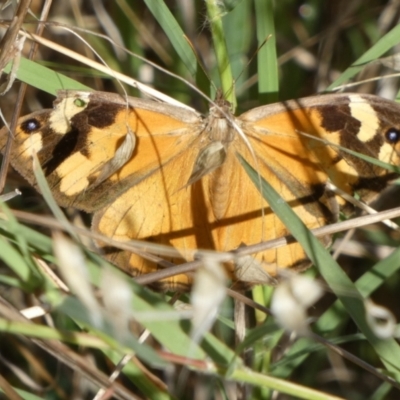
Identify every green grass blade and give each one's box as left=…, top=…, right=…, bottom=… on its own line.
left=240, top=156, right=400, bottom=380
left=4, top=58, right=89, bottom=95
left=254, top=0, right=279, bottom=103
left=143, top=0, right=197, bottom=77
left=206, top=0, right=236, bottom=107
left=328, top=24, right=400, bottom=91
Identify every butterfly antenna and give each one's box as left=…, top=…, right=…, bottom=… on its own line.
left=224, top=35, right=272, bottom=103
left=183, top=34, right=217, bottom=93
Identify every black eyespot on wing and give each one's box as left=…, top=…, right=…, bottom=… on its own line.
left=385, top=128, right=400, bottom=144
left=20, top=118, right=42, bottom=134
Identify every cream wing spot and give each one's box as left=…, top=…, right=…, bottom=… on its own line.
left=331, top=157, right=359, bottom=180
left=57, top=152, right=92, bottom=196
left=49, top=92, right=91, bottom=134
left=348, top=95, right=380, bottom=142
left=23, top=133, right=43, bottom=157
left=378, top=142, right=397, bottom=163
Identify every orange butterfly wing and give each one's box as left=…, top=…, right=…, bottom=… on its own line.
left=3, top=91, right=400, bottom=291
left=0, top=92, right=203, bottom=212
left=93, top=94, right=400, bottom=290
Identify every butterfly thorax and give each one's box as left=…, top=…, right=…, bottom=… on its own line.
left=206, top=100, right=236, bottom=143
left=186, top=101, right=240, bottom=220
left=187, top=100, right=236, bottom=184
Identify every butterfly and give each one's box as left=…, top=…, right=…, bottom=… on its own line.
left=1, top=90, right=400, bottom=290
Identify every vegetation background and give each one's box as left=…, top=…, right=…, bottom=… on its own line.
left=1, top=0, right=400, bottom=399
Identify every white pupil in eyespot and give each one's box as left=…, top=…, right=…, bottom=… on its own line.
left=26, top=120, right=39, bottom=131
left=386, top=129, right=400, bottom=143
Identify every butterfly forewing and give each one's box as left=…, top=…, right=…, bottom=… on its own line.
left=1, top=92, right=204, bottom=213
